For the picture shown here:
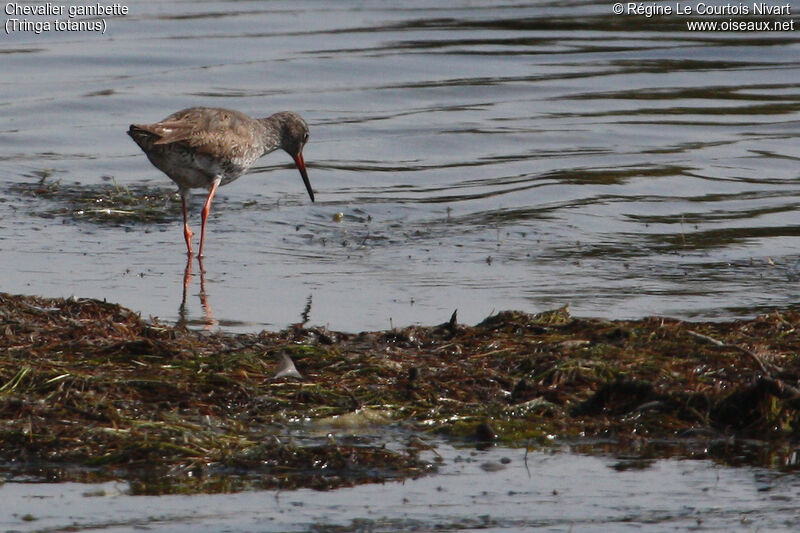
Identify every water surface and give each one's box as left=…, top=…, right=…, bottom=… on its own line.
left=2, top=1, right=800, bottom=331
left=3, top=445, right=800, bottom=532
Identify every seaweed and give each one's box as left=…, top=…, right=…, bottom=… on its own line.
left=2, top=292, right=800, bottom=493
left=9, top=177, right=181, bottom=224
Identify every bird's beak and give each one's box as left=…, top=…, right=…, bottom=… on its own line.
left=293, top=152, right=314, bottom=203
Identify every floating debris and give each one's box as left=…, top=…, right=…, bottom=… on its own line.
left=274, top=352, right=302, bottom=379
left=9, top=177, right=181, bottom=224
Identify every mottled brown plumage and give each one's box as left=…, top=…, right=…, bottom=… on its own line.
left=128, top=106, right=313, bottom=257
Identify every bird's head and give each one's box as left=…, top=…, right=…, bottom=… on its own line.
left=274, top=111, right=313, bottom=202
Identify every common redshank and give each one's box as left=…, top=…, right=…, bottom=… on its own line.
left=128, top=107, right=314, bottom=257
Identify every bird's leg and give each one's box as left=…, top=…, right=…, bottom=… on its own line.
left=181, top=192, right=194, bottom=256
left=198, top=178, right=221, bottom=259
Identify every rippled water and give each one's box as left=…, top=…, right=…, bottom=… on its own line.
left=3, top=445, right=800, bottom=532
left=2, top=1, right=800, bottom=331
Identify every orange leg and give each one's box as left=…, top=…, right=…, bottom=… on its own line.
left=181, top=193, right=194, bottom=255
left=198, top=179, right=221, bottom=259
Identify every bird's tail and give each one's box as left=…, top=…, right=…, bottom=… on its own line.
left=127, top=124, right=157, bottom=150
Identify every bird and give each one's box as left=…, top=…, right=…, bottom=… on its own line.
left=127, top=106, right=314, bottom=257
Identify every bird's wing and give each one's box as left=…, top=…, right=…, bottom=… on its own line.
left=134, top=108, right=263, bottom=160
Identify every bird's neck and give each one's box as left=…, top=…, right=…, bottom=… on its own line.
left=258, top=114, right=287, bottom=155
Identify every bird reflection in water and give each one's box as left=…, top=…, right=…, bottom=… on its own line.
left=177, top=255, right=217, bottom=330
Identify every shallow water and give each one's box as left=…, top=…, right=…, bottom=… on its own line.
left=2, top=1, right=800, bottom=331
left=3, top=445, right=800, bottom=532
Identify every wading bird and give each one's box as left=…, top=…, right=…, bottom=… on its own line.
left=128, top=107, right=314, bottom=257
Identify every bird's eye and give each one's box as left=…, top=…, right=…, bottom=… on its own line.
left=303, top=132, right=309, bottom=144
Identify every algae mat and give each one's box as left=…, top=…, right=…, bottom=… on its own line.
left=1, top=293, right=799, bottom=494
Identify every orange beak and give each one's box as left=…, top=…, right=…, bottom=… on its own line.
left=293, top=152, right=314, bottom=202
